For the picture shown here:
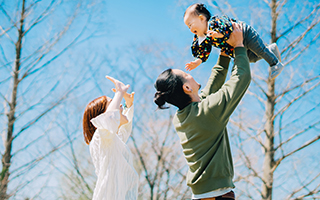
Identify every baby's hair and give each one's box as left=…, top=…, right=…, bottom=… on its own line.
left=185, top=3, right=211, bottom=22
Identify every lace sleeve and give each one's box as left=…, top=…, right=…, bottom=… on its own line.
left=89, top=110, right=121, bottom=175
left=118, top=105, right=134, bottom=143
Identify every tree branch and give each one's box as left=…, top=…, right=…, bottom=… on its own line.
left=273, top=134, right=320, bottom=171
left=278, top=3, right=320, bottom=40
left=275, top=120, right=320, bottom=151
left=286, top=172, right=320, bottom=199
left=23, top=0, right=56, bottom=37
left=284, top=29, right=320, bottom=66
left=276, top=76, right=319, bottom=102
left=274, top=80, right=320, bottom=119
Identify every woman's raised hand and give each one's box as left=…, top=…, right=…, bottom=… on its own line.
left=123, top=92, right=134, bottom=108
left=106, top=76, right=130, bottom=94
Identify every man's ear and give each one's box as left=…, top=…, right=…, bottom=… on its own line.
left=183, top=84, right=192, bottom=94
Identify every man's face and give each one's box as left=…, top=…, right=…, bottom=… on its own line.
left=172, top=69, right=201, bottom=93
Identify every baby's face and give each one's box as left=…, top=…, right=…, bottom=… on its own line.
left=184, top=11, right=207, bottom=37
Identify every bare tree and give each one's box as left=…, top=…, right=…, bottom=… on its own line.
left=0, top=0, right=101, bottom=198
left=178, top=0, right=320, bottom=199
left=205, top=1, right=320, bottom=200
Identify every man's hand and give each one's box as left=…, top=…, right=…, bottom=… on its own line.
left=185, top=59, right=202, bottom=71
left=226, top=22, right=244, bottom=48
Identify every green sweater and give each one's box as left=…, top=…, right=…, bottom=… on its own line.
left=173, top=47, right=251, bottom=195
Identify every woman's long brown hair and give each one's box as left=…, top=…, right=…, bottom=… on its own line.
left=83, top=96, right=110, bottom=144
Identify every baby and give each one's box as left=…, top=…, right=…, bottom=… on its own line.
left=184, top=3, right=284, bottom=79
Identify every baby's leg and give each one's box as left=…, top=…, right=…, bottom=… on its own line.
left=241, top=22, right=278, bottom=66
left=246, top=49, right=260, bottom=63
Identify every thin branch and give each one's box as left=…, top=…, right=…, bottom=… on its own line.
left=273, top=134, right=320, bottom=171
left=0, top=25, right=15, bottom=41
left=276, top=76, right=319, bottom=102
left=131, top=134, right=153, bottom=190
left=278, top=3, right=320, bottom=40
left=207, top=0, right=224, bottom=15
left=275, top=120, right=320, bottom=151
left=239, top=144, right=266, bottom=184
left=10, top=138, right=71, bottom=176
left=251, top=78, right=268, bottom=98
left=229, top=119, right=267, bottom=151
left=20, top=2, right=84, bottom=81
left=66, top=130, right=93, bottom=194
left=23, top=0, right=56, bottom=36
left=281, top=102, right=320, bottom=131
left=13, top=97, right=64, bottom=140
left=0, top=5, right=17, bottom=42
left=284, top=29, right=320, bottom=66
left=274, top=80, right=320, bottom=119
left=286, top=172, right=320, bottom=199
left=293, top=189, right=320, bottom=200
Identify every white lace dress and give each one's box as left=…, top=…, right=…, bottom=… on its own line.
left=89, top=106, right=138, bottom=200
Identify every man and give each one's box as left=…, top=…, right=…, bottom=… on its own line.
left=154, top=23, right=250, bottom=200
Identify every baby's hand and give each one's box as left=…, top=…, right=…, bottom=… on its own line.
left=207, top=30, right=224, bottom=38
left=185, top=59, right=202, bottom=71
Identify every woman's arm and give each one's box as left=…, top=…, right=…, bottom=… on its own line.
left=106, top=76, right=129, bottom=111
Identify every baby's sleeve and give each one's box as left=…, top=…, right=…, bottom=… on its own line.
left=208, top=15, right=234, bottom=40
left=191, top=36, right=212, bottom=63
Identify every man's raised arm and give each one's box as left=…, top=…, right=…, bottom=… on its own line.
left=204, top=23, right=251, bottom=123
left=199, top=52, right=231, bottom=99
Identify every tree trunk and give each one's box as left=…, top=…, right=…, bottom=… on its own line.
left=0, top=0, right=25, bottom=198
left=262, top=0, right=278, bottom=199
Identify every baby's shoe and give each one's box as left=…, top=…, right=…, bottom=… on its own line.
left=271, top=62, right=284, bottom=80
left=268, top=43, right=284, bottom=80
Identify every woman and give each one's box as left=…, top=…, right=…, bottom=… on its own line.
left=83, top=76, right=138, bottom=200
left=154, top=23, right=250, bottom=200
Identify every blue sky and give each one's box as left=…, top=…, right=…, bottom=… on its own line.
left=103, top=0, right=189, bottom=48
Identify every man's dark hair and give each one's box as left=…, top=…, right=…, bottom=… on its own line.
left=154, top=69, right=191, bottom=110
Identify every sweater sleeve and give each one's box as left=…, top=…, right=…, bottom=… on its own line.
left=199, top=55, right=231, bottom=99
left=204, top=47, right=251, bottom=123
